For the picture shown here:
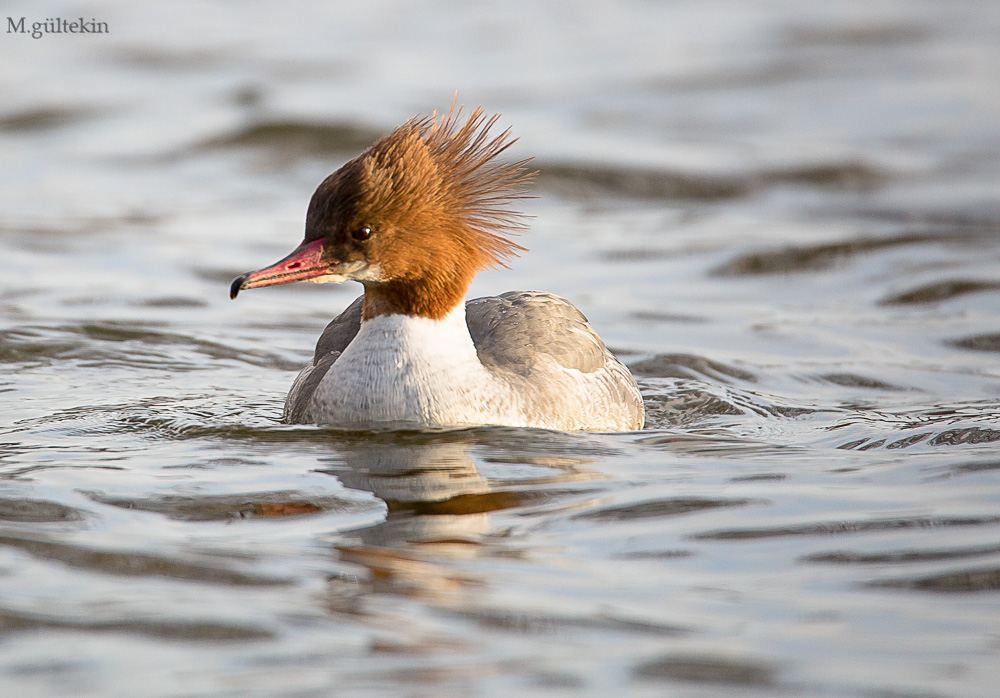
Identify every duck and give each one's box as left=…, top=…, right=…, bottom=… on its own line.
left=230, top=106, right=644, bottom=432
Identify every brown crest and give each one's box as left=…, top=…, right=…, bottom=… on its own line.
left=304, top=105, right=535, bottom=319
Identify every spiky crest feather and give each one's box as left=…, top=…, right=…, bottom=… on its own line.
left=360, top=105, right=533, bottom=269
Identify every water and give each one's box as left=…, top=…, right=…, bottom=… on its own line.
left=2, top=1, right=999, bottom=696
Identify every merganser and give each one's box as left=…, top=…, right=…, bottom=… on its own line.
left=230, top=107, right=644, bottom=432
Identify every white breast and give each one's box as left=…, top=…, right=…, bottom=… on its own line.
left=302, top=305, right=523, bottom=428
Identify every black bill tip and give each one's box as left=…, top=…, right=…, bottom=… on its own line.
left=230, top=274, right=248, bottom=300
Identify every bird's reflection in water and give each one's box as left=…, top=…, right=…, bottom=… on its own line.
left=316, top=430, right=606, bottom=612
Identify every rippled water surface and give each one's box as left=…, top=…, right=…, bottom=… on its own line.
left=3, top=1, right=1000, bottom=696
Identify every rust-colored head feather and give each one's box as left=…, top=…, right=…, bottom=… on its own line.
left=302, top=105, right=534, bottom=319
left=421, top=107, right=533, bottom=266
left=353, top=106, right=532, bottom=268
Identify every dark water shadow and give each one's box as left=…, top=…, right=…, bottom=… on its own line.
left=932, top=459, right=1000, bottom=480
left=89, top=490, right=376, bottom=523
left=0, top=105, right=103, bottom=133
left=804, top=542, right=1000, bottom=564
left=949, top=333, right=1000, bottom=353
left=573, top=497, right=755, bottom=523
left=536, top=158, right=888, bottom=202
left=0, top=534, right=288, bottom=586
left=693, top=514, right=1000, bottom=541
left=880, top=279, right=1000, bottom=305
left=867, top=567, right=1000, bottom=593
left=0, top=322, right=301, bottom=371
left=446, top=606, right=687, bottom=638
left=183, top=118, right=385, bottom=165
left=712, top=228, right=994, bottom=276
left=818, top=373, right=909, bottom=391
left=0, top=498, right=83, bottom=522
left=631, top=353, right=756, bottom=383
left=0, top=606, right=272, bottom=642
left=634, top=654, right=777, bottom=687
left=537, top=162, right=750, bottom=201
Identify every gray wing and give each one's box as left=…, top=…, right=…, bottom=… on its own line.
left=466, top=291, right=645, bottom=430
left=284, top=295, right=364, bottom=422
left=466, top=291, right=606, bottom=374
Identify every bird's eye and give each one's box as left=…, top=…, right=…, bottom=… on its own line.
left=351, top=225, right=373, bottom=242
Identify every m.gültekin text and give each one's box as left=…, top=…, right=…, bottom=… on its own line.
left=7, top=17, right=109, bottom=39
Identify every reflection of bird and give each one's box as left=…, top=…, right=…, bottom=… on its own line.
left=331, top=439, right=490, bottom=507
left=232, top=106, right=644, bottom=431
left=320, top=434, right=603, bottom=547
left=324, top=439, right=493, bottom=548
left=321, top=437, right=600, bottom=606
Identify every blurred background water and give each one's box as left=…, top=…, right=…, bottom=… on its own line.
left=2, top=1, right=1000, bottom=696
